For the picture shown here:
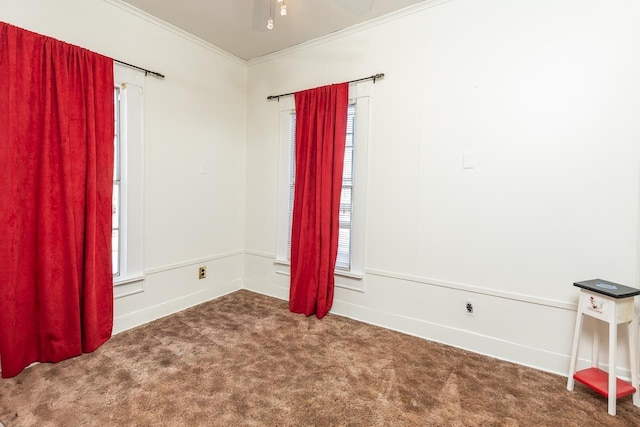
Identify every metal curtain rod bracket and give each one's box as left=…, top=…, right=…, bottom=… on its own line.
left=114, top=59, right=165, bottom=79
left=267, top=73, right=384, bottom=101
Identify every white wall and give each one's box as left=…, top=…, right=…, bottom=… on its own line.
left=5, top=0, right=640, bottom=380
left=1, top=0, right=247, bottom=331
left=244, top=0, right=640, bottom=377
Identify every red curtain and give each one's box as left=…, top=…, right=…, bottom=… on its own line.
left=289, top=83, right=349, bottom=319
left=0, top=22, right=114, bottom=378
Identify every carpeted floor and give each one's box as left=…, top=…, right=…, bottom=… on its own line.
left=1, top=289, right=639, bottom=426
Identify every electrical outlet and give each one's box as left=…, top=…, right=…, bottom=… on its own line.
left=465, top=300, right=474, bottom=316
left=198, top=266, right=206, bottom=280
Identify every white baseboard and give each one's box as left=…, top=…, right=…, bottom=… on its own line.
left=330, top=298, right=574, bottom=377
left=333, top=299, right=640, bottom=381
left=113, top=278, right=242, bottom=334
left=242, top=277, right=588, bottom=379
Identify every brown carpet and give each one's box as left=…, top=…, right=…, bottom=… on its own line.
left=1, top=290, right=639, bottom=426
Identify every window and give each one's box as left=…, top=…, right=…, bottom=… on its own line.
left=287, top=104, right=355, bottom=271
left=113, top=64, right=145, bottom=298
left=339, top=104, right=355, bottom=270
left=276, top=81, right=372, bottom=291
left=113, top=88, right=121, bottom=276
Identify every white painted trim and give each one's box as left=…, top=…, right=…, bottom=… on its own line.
left=247, top=0, right=454, bottom=66
left=113, top=276, right=145, bottom=299
left=349, top=81, right=372, bottom=279
left=247, top=251, right=364, bottom=292
left=102, top=0, right=245, bottom=66
left=104, top=0, right=453, bottom=66
left=273, top=258, right=362, bottom=278
left=334, top=276, right=366, bottom=293
left=273, top=258, right=289, bottom=274
left=275, top=101, right=295, bottom=262
left=145, top=250, right=244, bottom=275
left=245, top=250, right=576, bottom=310
left=113, top=275, right=145, bottom=286
left=366, top=268, right=577, bottom=311
left=114, top=65, right=146, bottom=285
left=113, top=278, right=242, bottom=334
left=330, top=298, right=635, bottom=380
left=273, top=81, right=372, bottom=283
left=240, top=278, right=631, bottom=379
left=244, top=249, right=277, bottom=259
left=250, top=252, right=584, bottom=307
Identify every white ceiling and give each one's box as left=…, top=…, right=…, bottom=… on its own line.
left=121, top=0, right=426, bottom=61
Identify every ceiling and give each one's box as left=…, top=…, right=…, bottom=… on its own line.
left=121, top=0, right=426, bottom=61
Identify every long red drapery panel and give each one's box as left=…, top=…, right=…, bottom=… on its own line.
left=289, top=83, right=349, bottom=319
left=0, top=22, right=114, bottom=378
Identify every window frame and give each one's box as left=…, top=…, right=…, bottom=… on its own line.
left=274, top=80, right=372, bottom=292
left=113, top=64, right=146, bottom=298
left=113, top=87, right=122, bottom=277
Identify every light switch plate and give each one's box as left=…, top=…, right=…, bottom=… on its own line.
left=463, top=152, right=475, bottom=169
left=199, top=161, right=208, bottom=174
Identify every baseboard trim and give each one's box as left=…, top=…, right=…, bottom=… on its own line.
left=330, top=298, right=572, bottom=376
left=335, top=295, right=638, bottom=381
left=241, top=277, right=573, bottom=377
left=113, top=278, right=242, bottom=334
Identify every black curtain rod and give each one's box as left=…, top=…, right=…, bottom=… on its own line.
left=114, top=59, right=165, bottom=79
left=266, top=73, right=384, bottom=101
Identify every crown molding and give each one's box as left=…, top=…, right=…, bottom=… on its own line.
left=102, top=0, right=245, bottom=66
left=103, top=0, right=453, bottom=67
left=247, top=0, right=453, bottom=66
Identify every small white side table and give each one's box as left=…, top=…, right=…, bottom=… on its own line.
left=567, top=279, right=640, bottom=416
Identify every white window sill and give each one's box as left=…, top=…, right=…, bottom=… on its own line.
left=274, top=259, right=364, bottom=293
left=113, top=275, right=145, bottom=299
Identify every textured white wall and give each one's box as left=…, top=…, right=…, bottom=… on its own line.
left=4, top=0, right=640, bottom=378
left=244, top=0, right=640, bottom=376
left=1, top=0, right=247, bottom=331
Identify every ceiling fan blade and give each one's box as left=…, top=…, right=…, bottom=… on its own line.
left=335, top=0, right=375, bottom=16
left=251, top=0, right=271, bottom=31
